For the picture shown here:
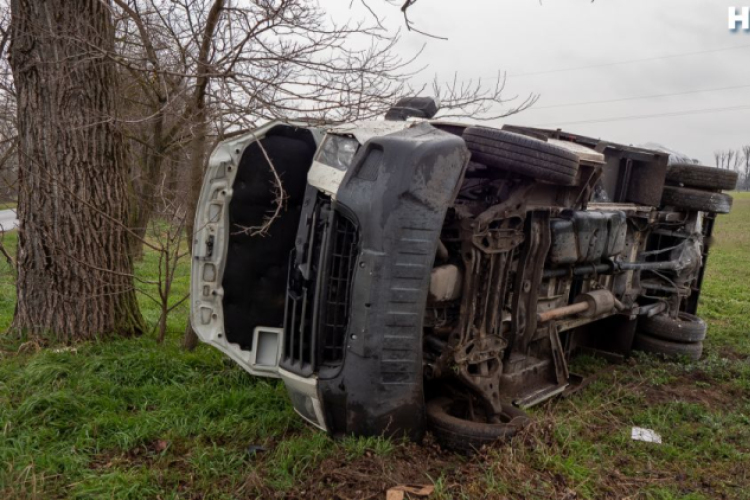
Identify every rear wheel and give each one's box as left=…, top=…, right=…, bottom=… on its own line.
left=666, top=163, right=738, bottom=191
left=639, top=312, right=707, bottom=343
left=462, top=127, right=580, bottom=185
left=426, top=396, right=530, bottom=454
left=661, top=186, right=732, bottom=214
left=633, top=332, right=703, bottom=360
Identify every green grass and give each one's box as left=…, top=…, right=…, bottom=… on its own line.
left=1, top=194, right=749, bottom=499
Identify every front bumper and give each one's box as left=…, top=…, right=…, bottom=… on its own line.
left=279, top=123, right=470, bottom=439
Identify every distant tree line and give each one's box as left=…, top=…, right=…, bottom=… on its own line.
left=714, top=147, right=750, bottom=191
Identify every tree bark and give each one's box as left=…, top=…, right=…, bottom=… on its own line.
left=131, top=105, right=166, bottom=259
left=181, top=113, right=208, bottom=351
left=9, top=0, right=145, bottom=340
left=181, top=0, right=224, bottom=351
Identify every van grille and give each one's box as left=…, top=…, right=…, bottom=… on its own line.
left=321, top=213, right=358, bottom=363
left=282, top=201, right=358, bottom=376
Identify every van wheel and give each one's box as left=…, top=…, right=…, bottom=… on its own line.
left=639, top=312, right=707, bottom=343
left=633, top=332, right=703, bottom=361
left=666, top=163, right=738, bottom=191
left=462, top=127, right=580, bottom=185
left=426, top=397, right=530, bottom=454
left=661, top=186, right=732, bottom=214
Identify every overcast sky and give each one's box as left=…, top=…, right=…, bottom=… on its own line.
left=334, top=0, right=750, bottom=165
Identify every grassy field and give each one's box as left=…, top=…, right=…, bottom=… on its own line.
left=1, top=194, right=749, bottom=499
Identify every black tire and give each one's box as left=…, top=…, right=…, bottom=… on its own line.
left=639, top=312, right=707, bottom=343
left=431, top=122, right=467, bottom=137
left=666, top=163, right=738, bottom=191
left=633, top=332, right=703, bottom=361
left=661, top=186, right=732, bottom=214
left=426, top=397, right=530, bottom=454
left=462, top=127, right=580, bottom=185
left=501, top=125, right=550, bottom=142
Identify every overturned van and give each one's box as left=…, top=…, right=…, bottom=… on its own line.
left=190, top=98, right=737, bottom=453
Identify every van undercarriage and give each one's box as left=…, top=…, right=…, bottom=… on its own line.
left=191, top=103, right=736, bottom=453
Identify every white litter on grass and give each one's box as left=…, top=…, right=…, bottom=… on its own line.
left=51, top=347, right=78, bottom=354
left=631, top=427, right=662, bottom=444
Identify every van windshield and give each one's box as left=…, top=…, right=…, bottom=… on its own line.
left=315, top=134, right=359, bottom=171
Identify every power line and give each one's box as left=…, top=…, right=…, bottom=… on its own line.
left=535, top=104, right=750, bottom=127
left=531, top=83, right=750, bottom=110
left=507, top=43, right=750, bottom=78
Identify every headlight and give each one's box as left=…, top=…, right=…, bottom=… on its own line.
left=316, top=135, right=359, bottom=171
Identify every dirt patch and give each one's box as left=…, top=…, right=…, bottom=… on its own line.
left=715, top=347, right=750, bottom=362
left=244, top=437, right=467, bottom=500
left=639, top=368, right=738, bottom=410
left=88, top=438, right=189, bottom=472
left=244, top=423, right=646, bottom=500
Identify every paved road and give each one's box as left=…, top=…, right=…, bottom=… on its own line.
left=0, top=209, right=18, bottom=232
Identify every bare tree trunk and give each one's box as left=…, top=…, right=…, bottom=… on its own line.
left=181, top=117, right=208, bottom=351
left=181, top=0, right=224, bottom=351
left=180, top=139, right=206, bottom=350
left=9, top=0, right=145, bottom=340
left=131, top=106, right=166, bottom=259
